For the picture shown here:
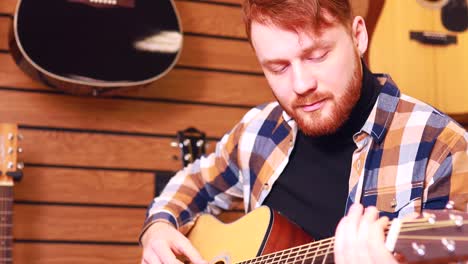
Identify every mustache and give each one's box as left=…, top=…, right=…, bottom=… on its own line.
left=292, top=92, right=332, bottom=107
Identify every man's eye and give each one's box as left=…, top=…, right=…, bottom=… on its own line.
left=308, top=51, right=329, bottom=62
left=270, top=65, right=288, bottom=74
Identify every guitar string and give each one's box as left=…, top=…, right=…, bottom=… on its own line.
left=273, top=221, right=468, bottom=264
left=239, top=220, right=468, bottom=264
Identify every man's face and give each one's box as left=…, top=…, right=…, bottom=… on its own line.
left=251, top=17, right=367, bottom=136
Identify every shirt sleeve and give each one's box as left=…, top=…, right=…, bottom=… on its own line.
left=424, top=121, right=468, bottom=211
left=139, top=106, right=265, bottom=240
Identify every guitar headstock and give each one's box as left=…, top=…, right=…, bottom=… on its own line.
left=173, top=127, right=207, bottom=167
left=392, top=208, right=468, bottom=263
left=0, top=124, right=23, bottom=187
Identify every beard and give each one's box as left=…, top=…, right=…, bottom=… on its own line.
left=280, top=55, right=362, bottom=137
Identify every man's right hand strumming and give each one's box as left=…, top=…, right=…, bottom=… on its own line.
left=141, top=222, right=207, bottom=264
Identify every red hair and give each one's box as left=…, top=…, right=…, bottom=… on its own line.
left=243, top=0, right=353, bottom=41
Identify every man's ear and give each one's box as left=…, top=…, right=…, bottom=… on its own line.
left=352, top=16, right=368, bottom=56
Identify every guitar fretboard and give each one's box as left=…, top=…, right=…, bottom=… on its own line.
left=0, top=186, right=13, bottom=264
left=238, top=238, right=335, bottom=264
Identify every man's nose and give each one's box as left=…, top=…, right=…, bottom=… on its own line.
left=292, top=63, right=317, bottom=95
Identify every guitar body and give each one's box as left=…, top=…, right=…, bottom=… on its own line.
left=188, top=206, right=315, bottom=263
left=9, top=0, right=182, bottom=96
left=368, top=0, right=468, bottom=113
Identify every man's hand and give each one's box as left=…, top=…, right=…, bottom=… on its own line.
left=334, top=203, right=398, bottom=264
left=141, top=222, right=207, bottom=264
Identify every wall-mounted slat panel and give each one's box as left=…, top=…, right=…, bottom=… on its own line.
left=14, top=204, right=144, bottom=242
left=0, top=90, right=245, bottom=138
left=0, top=54, right=273, bottom=106
left=18, top=129, right=216, bottom=171
left=14, top=243, right=141, bottom=264
left=15, top=167, right=155, bottom=206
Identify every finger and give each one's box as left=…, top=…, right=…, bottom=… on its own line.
left=355, top=206, right=379, bottom=262
left=173, top=236, right=207, bottom=264
left=141, top=247, right=162, bottom=264
left=334, top=203, right=364, bottom=264
left=334, top=216, right=348, bottom=264
left=346, top=203, right=364, bottom=264
left=152, top=240, right=182, bottom=264
left=368, top=216, right=397, bottom=264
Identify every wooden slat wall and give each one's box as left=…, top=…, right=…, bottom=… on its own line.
left=0, top=0, right=273, bottom=263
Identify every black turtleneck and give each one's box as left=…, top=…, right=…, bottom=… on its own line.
left=263, top=61, right=382, bottom=240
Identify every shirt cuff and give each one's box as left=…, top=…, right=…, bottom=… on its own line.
left=138, top=211, right=178, bottom=245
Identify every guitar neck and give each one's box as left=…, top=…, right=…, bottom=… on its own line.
left=240, top=238, right=335, bottom=264
left=0, top=185, right=13, bottom=264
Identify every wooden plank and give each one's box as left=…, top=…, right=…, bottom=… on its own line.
left=14, top=243, right=141, bottom=264
left=18, top=129, right=216, bottom=171
left=179, top=35, right=259, bottom=73
left=176, top=1, right=245, bottom=38
left=14, top=167, right=156, bottom=206
left=0, top=89, right=246, bottom=138
left=13, top=204, right=244, bottom=242
left=0, top=0, right=16, bottom=14
left=0, top=16, right=10, bottom=50
left=0, top=53, right=274, bottom=106
left=14, top=204, right=145, bottom=242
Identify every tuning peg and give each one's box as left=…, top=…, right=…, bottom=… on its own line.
left=7, top=162, right=13, bottom=169
left=17, top=147, right=23, bottom=153
left=422, top=212, right=437, bottom=224
left=184, top=153, right=192, bottom=161
left=411, top=242, right=426, bottom=256
left=196, top=139, right=205, bottom=148
left=441, top=238, right=456, bottom=252
left=445, top=200, right=455, bottom=210
left=449, top=213, right=464, bottom=227
left=18, top=134, right=24, bottom=141
left=183, top=139, right=190, bottom=146
left=170, top=141, right=178, bottom=148
left=7, top=133, right=14, bottom=140
left=7, top=147, right=14, bottom=155
left=17, top=162, right=24, bottom=170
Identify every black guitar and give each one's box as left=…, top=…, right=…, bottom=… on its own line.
left=9, top=0, right=182, bottom=96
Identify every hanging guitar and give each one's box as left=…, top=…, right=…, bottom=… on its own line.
left=368, top=0, right=468, bottom=113
left=188, top=206, right=468, bottom=263
left=9, top=0, right=183, bottom=96
left=0, top=124, right=23, bottom=264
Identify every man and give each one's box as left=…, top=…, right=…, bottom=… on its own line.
left=140, top=0, right=468, bottom=263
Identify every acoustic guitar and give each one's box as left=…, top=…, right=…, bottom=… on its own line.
left=9, top=0, right=182, bottom=96
left=188, top=206, right=468, bottom=263
left=0, top=124, right=23, bottom=264
left=368, top=0, right=468, bottom=114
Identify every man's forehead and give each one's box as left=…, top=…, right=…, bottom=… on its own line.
left=251, top=21, right=333, bottom=48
